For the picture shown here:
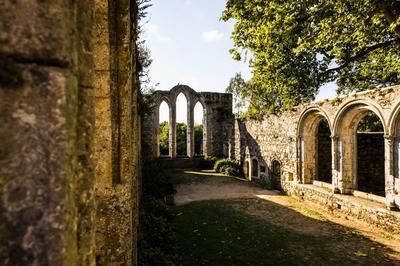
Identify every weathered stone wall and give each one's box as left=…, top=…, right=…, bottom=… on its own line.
left=234, top=86, right=400, bottom=212
left=0, top=1, right=141, bottom=265
left=142, top=85, right=234, bottom=159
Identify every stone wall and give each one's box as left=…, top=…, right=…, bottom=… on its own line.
left=0, top=1, right=141, bottom=265
left=142, top=85, right=234, bottom=159
left=234, top=86, right=400, bottom=212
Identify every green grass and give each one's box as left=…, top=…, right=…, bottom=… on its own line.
left=171, top=200, right=334, bottom=266
left=168, top=169, right=229, bottom=185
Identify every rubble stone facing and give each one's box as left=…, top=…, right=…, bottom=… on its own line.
left=234, top=86, right=400, bottom=230
left=0, top=1, right=141, bottom=265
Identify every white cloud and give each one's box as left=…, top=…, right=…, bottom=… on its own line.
left=184, top=0, right=192, bottom=5
left=202, top=30, right=224, bottom=42
left=146, top=23, right=173, bottom=43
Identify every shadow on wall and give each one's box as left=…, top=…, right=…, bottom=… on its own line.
left=238, top=121, right=282, bottom=190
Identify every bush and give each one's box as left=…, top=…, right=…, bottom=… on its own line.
left=213, top=159, right=242, bottom=177
left=224, top=166, right=240, bottom=177
left=200, top=155, right=218, bottom=169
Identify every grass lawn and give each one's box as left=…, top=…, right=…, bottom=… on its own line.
left=171, top=199, right=397, bottom=266
left=168, top=169, right=228, bottom=185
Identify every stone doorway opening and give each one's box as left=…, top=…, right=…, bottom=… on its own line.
left=272, top=160, right=282, bottom=190
left=356, top=112, right=385, bottom=196
left=317, top=119, right=332, bottom=184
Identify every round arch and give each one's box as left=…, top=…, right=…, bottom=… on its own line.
left=297, top=106, right=332, bottom=184
left=388, top=100, right=400, bottom=179
left=332, top=99, right=387, bottom=136
left=271, top=159, right=282, bottom=190
left=332, top=100, right=387, bottom=194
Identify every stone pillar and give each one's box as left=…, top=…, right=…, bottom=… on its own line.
left=170, top=102, right=177, bottom=158
left=331, top=136, right=341, bottom=193
left=203, top=106, right=208, bottom=156
left=154, top=109, right=160, bottom=157
left=384, top=136, right=397, bottom=209
left=187, top=100, right=195, bottom=157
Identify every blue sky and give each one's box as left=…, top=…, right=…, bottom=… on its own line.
left=144, top=0, right=337, bottom=123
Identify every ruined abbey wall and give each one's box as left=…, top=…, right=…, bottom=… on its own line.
left=0, top=1, right=140, bottom=265
left=143, top=85, right=234, bottom=159
left=234, top=86, right=400, bottom=225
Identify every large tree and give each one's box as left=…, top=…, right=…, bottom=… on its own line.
left=223, top=0, right=400, bottom=116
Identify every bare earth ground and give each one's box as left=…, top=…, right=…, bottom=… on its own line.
left=174, top=170, right=400, bottom=262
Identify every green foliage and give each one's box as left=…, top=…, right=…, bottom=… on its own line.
left=200, top=156, right=217, bottom=169
left=139, top=161, right=179, bottom=265
left=222, top=0, right=400, bottom=116
left=159, top=121, right=169, bottom=156
left=357, top=112, right=384, bottom=132
left=214, top=159, right=242, bottom=177
left=159, top=122, right=204, bottom=156
left=176, top=123, right=187, bottom=156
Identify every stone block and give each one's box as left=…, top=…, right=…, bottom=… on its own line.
left=0, top=0, right=74, bottom=65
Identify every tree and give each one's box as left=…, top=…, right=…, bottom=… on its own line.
left=159, top=121, right=169, bottom=155
left=176, top=123, right=187, bottom=156
left=222, top=0, right=400, bottom=115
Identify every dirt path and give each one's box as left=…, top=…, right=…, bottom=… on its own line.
left=174, top=170, right=400, bottom=261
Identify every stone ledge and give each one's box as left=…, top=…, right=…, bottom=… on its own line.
left=283, top=182, right=400, bottom=234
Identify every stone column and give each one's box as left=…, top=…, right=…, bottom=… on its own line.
left=384, top=135, right=397, bottom=209
left=154, top=108, right=160, bottom=158
left=170, top=102, right=177, bottom=158
left=331, top=136, right=341, bottom=193
left=203, top=106, right=208, bottom=156
left=187, top=100, right=195, bottom=157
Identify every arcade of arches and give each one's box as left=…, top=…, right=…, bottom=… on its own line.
left=142, top=85, right=235, bottom=159
left=237, top=86, right=400, bottom=215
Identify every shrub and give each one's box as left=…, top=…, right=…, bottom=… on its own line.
left=200, top=155, right=218, bottom=169
left=214, top=159, right=242, bottom=177
left=224, top=166, right=240, bottom=177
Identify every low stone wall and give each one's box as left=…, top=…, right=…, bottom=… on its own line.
left=283, top=182, right=400, bottom=235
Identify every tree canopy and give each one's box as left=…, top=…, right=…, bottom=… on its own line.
left=223, top=0, right=400, bottom=116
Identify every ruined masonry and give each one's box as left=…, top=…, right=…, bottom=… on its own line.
left=235, top=85, right=400, bottom=233
left=0, top=1, right=141, bottom=265
left=143, top=85, right=234, bottom=159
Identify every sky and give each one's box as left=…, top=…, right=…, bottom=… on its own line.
left=143, top=0, right=337, bottom=124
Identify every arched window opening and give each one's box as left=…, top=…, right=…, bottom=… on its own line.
left=271, top=160, right=282, bottom=190
left=252, top=158, right=259, bottom=178
left=317, top=119, right=332, bottom=183
left=194, top=101, right=205, bottom=156
left=176, top=93, right=188, bottom=157
left=356, top=112, right=385, bottom=196
left=158, top=101, right=170, bottom=157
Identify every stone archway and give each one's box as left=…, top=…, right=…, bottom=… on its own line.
left=142, top=85, right=233, bottom=159
left=332, top=101, right=387, bottom=195
left=271, top=160, right=282, bottom=190
left=297, top=107, right=332, bottom=185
